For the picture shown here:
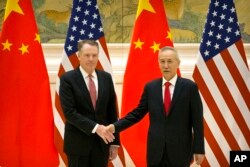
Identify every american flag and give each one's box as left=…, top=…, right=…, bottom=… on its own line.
left=54, top=0, right=125, bottom=166
left=193, top=0, right=250, bottom=166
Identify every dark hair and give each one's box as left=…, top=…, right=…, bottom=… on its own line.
left=77, top=40, right=99, bottom=51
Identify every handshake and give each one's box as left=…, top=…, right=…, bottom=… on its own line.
left=96, top=124, right=116, bottom=144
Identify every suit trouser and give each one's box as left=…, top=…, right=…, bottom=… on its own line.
left=149, top=143, right=190, bottom=167
left=67, top=138, right=109, bottom=167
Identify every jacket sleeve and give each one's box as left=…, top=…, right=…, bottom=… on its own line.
left=106, top=73, right=120, bottom=145
left=191, top=83, right=205, bottom=154
left=114, top=84, right=149, bottom=133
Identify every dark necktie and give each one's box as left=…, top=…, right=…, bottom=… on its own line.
left=164, top=82, right=171, bottom=115
left=88, top=75, right=96, bottom=109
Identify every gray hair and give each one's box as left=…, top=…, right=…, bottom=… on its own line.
left=77, top=40, right=99, bottom=51
left=159, top=46, right=180, bottom=62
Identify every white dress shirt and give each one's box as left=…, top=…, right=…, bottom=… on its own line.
left=162, top=74, right=177, bottom=101
left=79, top=66, right=99, bottom=133
left=79, top=66, right=98, bottom=99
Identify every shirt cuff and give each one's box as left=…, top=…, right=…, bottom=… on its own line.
left=92, top=124, right=99, bottom=133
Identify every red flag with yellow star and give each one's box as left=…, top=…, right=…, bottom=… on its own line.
left=120, top=0, right=175, bottom=166
left=0, top=0, right=59, bottom=166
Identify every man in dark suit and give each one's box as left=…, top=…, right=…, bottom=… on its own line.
left=108, top=46, right=205, bottom=167
left=59, top=40, right=120, bottom=167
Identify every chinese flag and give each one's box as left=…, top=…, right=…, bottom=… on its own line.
left=121, top=0, right=174, bottom=166
left=0, top=0, right=59, bottom=166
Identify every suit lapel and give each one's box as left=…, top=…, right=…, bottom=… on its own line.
left=75, top=68, right=94, bottom=110
left=170, top=77, right=183, bottom=109
left=155, top=78, right=165, bottom=116
left=149, top=78, right=165, bottom=116
left=95, top=70, right=104, bottom=112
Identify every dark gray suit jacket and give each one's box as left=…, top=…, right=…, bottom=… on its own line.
left=114, top=77, right=204, bottom=166
left=59, top=67, right=120, bottom=156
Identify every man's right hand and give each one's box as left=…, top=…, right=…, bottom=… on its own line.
left=96, top=125, right=115, bottom=144
left=107, top=124, right=115, bottom=133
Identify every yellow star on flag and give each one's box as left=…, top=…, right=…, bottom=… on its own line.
left=4, top=0, right=24, bottom=21
left=166, top=31, right=172, bottom=41
left=133, top=38, right=144, bottom=49
left=136, top=0, right=156, bottom=18
left=19, top=43, right=29, bottom=55
left=150, top=41, right=161, bottom=53
left=34, top=33, right=41, bottom=43
left=2, top=39, right=13, bottom=51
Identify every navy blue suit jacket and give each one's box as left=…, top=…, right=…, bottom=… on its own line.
left=114, top=77, right=204, bottom=166
left=59, top=67, right=120, bottom=156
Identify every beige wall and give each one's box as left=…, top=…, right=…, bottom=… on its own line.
left=44, top=43, right=250, bottom=112
left=44, top=43, right=250, bottom=166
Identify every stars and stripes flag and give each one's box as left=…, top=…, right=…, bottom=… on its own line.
left=192, top=0, right=250, bottom=166
left=54, top=0, right=125, bottom=166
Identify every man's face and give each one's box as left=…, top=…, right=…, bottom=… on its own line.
left=78, top=43, right=99, bottom=74
left=158, top=49, right=180, bottom=81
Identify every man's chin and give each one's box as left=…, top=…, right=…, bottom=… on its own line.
left=163, top=73, right=172, bottom=80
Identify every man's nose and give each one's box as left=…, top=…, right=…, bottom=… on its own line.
left=164, top=62, right=169, bottom=68
left=89, top=56, right=94, bottom=61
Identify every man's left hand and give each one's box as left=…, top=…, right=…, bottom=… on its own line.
left=109, top=145, right=118, bottom=160
left=194, top=154, right=205, bottom=165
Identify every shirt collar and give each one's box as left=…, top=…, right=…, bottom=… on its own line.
left=162, top=74, right=178, bottom=86
left=79, top=66, right=97, bottom=79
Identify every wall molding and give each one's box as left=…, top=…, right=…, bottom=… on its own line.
left=43, top=43, right=250, bottom=84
